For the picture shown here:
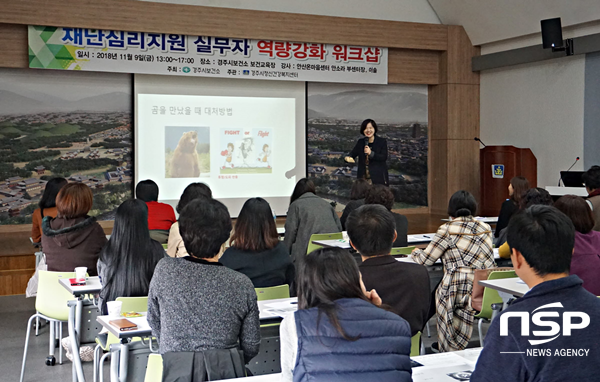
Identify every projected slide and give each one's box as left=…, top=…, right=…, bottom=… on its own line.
left=136, top=92, right=300, bottom=215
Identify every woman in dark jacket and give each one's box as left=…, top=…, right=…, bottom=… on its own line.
left=97, top=199, right=165, bottom=314
left=495, top=176, right=529, bottom=238
left=340, top=179, right=371, bottom=230
left=279, top=248, right=412, bottom=382
left=284, top=179, right=342, bottom=263
left=41, top=183, right=107, bottom=276
left=221, top=197, right=294, bottom=288
left=345, top=119, right=389, bottom=185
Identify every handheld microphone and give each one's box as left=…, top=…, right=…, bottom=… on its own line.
left=557, top=157, right=580, bottom=186
left=364, top=137, right=369, bottom=146
left=474, top=137, right=487, bottom=147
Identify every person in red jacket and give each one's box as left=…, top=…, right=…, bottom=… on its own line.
left=135, top=179, right=176, bottom=244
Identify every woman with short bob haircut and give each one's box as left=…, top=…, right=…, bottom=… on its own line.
left=340, top=179, right=371, bottom=230
left=364, top=184, right=408, bottom=247
left=97, top=199, right=165, bottom=314
left=221, top=198, right=294, bottom=288
left=279, top=247, right=412, bottom=382
left=167, top=182, right=212, bottom=258
left=412, top=190, right=495, bottom=352
left=31, top=177, right=68, bottom=243
left=42, top=183, right=107, bottom=276
left=554, top=195, right=600, bottom=295
left=284, top=178, right=342, bottom=263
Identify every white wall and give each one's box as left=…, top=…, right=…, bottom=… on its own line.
left=139, top=0, right=441, bottom=24
left=480, top=55, right=585, bottom=187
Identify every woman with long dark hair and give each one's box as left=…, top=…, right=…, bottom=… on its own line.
left=344, top=119, right=389, bottom=185
left=221, top=198, right=294, bottom=288
left=166, top=183, right=212, bottom=258
left=284, top=178, right=342, bottom=263
left=411, top=190, right=495, bottom=352
left=340, top=179, right=371, bottom=230
left=31, top=177, right=68, bottom=243
left=279, top=247, right=412, bottom=382
left=97, top=199, right=165, bottom=314
left=495, top=176, right=530, bottom=238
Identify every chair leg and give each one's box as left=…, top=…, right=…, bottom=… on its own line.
left=58, top=322, right=63, bottom=365
left=20, top=314, right=37, bottom=382
left=49, top=319, right=55, bottom=358
left=426, top=320, right=431, bottom=338
left=99, top=352, right=111, bottom=382
left=35, top=315, right=39, bottom=336
left=93, top=344, right=102, bottom=382
left=478, top=318, right=484, bottom=347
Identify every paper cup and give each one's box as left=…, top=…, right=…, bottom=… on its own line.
left=74, top=267, right=87, bottom=281
left=107, top=301, right=122, bottom=318
left=342, top=231, right=349, bottom=242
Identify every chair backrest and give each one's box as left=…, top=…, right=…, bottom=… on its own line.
left=116, top=296, right=149, bottom=313
left=477, top=270, right=517, bottom=319
left=306, top=232, right=344, bottom=254
left=36, top=270, right=76, bottom=321
left=161, top=243, right=168, bottom=250
left=390, top=246, right=416, bottom=256
left=144, top=354, right=163, bottom=382
left=255, top=285, right=290, bottom=301
left=410, top=332, right=421, bottom=357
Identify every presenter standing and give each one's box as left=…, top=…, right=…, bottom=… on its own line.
left=345, top=119, right=389, bottom=186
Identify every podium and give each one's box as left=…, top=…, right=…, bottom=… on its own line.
left=480, top=146, right=537, bottom=217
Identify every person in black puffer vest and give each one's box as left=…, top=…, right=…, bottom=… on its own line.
left=279, top=247, right=412, bottom=382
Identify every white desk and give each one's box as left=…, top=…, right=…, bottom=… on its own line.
left=545, top=186, right=588, bottom=197
left=313, top=232, right=437, bottom=250
left=219, top=348, right=484, bottom=382
left=397, top=248, right=502, bottom=264
left=442, top=217, right=498, bottom=224
left=97, top=314, right=155, bottom=382
left=478, top=277, right=529, bottom=310
left=59, top=277, right=102, bottom=382
left=276, top=227, right=285, bottom=235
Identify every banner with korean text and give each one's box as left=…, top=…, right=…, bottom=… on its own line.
left=28, top=26, right=388, bottom=84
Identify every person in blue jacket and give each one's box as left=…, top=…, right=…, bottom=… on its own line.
left=471, top=205, right=600, bottom=381
left=279, top=247, right=412, bottom=382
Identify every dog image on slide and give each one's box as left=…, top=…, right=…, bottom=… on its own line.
left=170, top=131, right=200, bottom=178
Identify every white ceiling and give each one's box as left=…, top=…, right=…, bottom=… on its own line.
left=141, top=0, right=600, bottom=47
left=427, top=0, right=600, bottom=46
left=140, top=0, right=441, bottom=24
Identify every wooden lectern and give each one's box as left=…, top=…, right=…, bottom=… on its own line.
left=480, top=146, right=537, bottom=217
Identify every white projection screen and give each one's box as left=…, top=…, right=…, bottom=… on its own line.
left=134, top=74, right=306, bottom=217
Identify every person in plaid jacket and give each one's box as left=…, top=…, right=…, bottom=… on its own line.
left=412, top=190, right=495, bottom=352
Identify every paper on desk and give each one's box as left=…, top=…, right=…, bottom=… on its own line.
left=264, top=300, right=298, bottom=318
left=411, top=352, right=473, bottom=368
left=516, top=278, right=526, bottom=284
left=408, top=234, right=433, bottom=242
left=412, top=365, right=474, bottom=381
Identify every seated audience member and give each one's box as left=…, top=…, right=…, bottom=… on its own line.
left=340, top=179, right=371, bottom=230
left=412, top=190, right=495, bottom=352
left=166, top=182, right=212, bottom=258
left=31, top=177, right=68, bottom=244
left=97, top=199, right=165, bottom=314
left=583, top=165, right=600, bottom=231
left=42, top=183, right=107, bottom=276
left=284, top=178, right=342, bottom=263
left=221, top=197, right=294, bottom=288
left=471, top=205, right=600, bottom=382
left=280, top=247, right=412, bottom=382
left=147, top=198, right=260, bottom=367
left=553, top=195, right=600, bottom=295
left=364, top=184, right=408, bottom=247
left=136, top=179, right=176, bottom=244
left=495, top=176, right=529, bottom=239
left=498, top=187, right=553, bottom=259
left=347, top=204, right=430, bottom=336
